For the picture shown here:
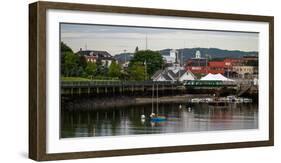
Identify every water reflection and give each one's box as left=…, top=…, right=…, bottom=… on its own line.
left=61, top=102, right=258, bottom=138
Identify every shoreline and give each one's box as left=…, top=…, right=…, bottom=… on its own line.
left=62, top=94, right=212, bottom=110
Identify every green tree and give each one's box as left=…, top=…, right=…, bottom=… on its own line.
left=108, top=60, right=121, bottom=78
left=135, top=46, right=139, bottom=53
left=61, top=42, right=73, bottom=53
left=85, top=62, right=97, bottom=77
left=61, top=42, right=90, bottom=77
left=78, top=55, right=87, bottom=69
left=129, top=50, right=163, bottom=78
left=128, top=62, right=146, bottom=81
left=61, top=42, right=74, bottom=76
left=63, top=51, right=79, bottom=77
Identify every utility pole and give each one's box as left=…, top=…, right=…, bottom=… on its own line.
left=145, top=34, right=148, bottom=50
left=124, top=49, right=127, bottom=65
left=205, top=54, right=208, bottom=74
left=181, top=50, right=183, bottom=66
left=144, top=60, right=147, bottom=80
left=227, top=65, right=230, bottom=78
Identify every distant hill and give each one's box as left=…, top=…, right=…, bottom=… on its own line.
left=158, top=48, right=258, bottom=61
left=114, top=48, right=258, bottom=63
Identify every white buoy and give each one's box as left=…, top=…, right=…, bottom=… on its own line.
left=150, top=113, right=156, bottom=118
left=179, top=104, right=182, bottom=109
left=141, top=114, right=146, bottom=119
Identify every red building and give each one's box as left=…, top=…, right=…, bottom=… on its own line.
left=186, top=58, right=241, bottom=75
left=208, top=61, right=225, bottom=74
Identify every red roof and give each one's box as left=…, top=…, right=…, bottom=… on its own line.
left=209, top=61, right=225, bottom=68
left=186, top=66, right=224, bottom=74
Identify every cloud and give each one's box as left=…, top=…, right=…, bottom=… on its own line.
left=61, top=23, right=258, bottom=55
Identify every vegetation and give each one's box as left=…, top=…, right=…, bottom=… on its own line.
left=61, top=42, right=164, bottom=81
left=61, top=42, right=122, bottom=80
left=128, top=62, right=146, bottom=81
left=85, top=62, right=97, bottom=77
left=108, top=60, right=122, bottom=78
left=61, top=77, right=91, bottom=81
left=129, top=50, right=164, bottom=80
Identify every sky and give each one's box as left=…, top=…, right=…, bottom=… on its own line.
left=60, top=23, right=259, bottom=56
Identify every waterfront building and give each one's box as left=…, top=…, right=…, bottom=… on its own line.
left=242, top=55, right=258, bottom=62
left=76, top=48, right=116, bottom=67
left=208, top=61, right=225, bottom=74
left=163, top=49, right=179, bottom=64
left=185, top=50, right=256, bottom=78
left=185, top=50, right=208, bottom=75
left=232, top=65, right=256, bottom=78
left=151, top=67, right=195, bottom=82
left=152, top=49, right=195, bottom=82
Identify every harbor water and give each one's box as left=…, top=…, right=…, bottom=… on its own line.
left=61, top=101, right=258, bottom=138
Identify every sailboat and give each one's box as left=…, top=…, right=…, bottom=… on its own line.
left=150, top=84, right=167, bottom=122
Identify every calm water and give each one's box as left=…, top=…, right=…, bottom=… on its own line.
left=61, top=102, right=258, bottom=138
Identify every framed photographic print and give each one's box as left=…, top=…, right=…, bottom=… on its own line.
left=29, top=1, right=274, bottom=161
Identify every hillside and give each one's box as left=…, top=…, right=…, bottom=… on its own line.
left=114, top=48, right=258, bottom=63
left=158, top=48, right=258, bottom=61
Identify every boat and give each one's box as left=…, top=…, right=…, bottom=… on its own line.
left=150, top=84, right=167, bottom=122
left=151, top=116, right=167, bottom=122
left=188, top=95, right=253, bottom=105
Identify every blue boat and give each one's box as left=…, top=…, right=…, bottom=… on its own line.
left=150, top=84, right=167, bottom=122
left=151, top=116, right=167, bottom=122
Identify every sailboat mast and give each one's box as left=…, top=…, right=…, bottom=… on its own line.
left=152, top=84, right=154, bottom=113
left=156, top=84, right=159, bottom=114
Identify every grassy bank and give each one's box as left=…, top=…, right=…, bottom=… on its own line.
left=61, top=77, right=91, bottom=81
left=61, top=76, right=120, bottom=82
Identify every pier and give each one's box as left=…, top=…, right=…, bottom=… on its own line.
left=61, top=81, right=186, bottom=97
left=61, top=80, right=258, bottom=99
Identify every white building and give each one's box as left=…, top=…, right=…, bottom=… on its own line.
left=152, top=49, right=195, bottom=82
left=163, top=49, right=180, bottom=64
left=77, top=49, right=116, bottom=67
left=151, top=66, right=196, bottom=82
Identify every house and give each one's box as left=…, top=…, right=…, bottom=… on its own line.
left=76, top=48, right=116, bottom=67
left=232, top=65, right=256, bottom=78
left=151, top=70, right=173, bottom=82
left=178, top=70, right=197, bottom=81
left=151, top=66, right=196, bottom=82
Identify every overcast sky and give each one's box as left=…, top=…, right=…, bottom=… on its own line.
left=61, top=23, right=259, bottom=55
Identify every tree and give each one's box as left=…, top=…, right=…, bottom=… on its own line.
left=129, top=50, right=163, bottom=78
left=61, top=42, right=74, bottom=76
left=63, top=51, right=79, bottom=77
left=61, top=42, right=73, bottom=53
left=128, top=62, right=146, bottom=81
left=85, top=62, right=97, bottom=77
left=60, top=42, right=87, bottom=77
left=78, top=55, right=87, bottom=69
left=135, top=46, right=139, bottom=53
left=95, top=59, right=109, bottom=77
left=108, top=60, right=121, bottom=78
